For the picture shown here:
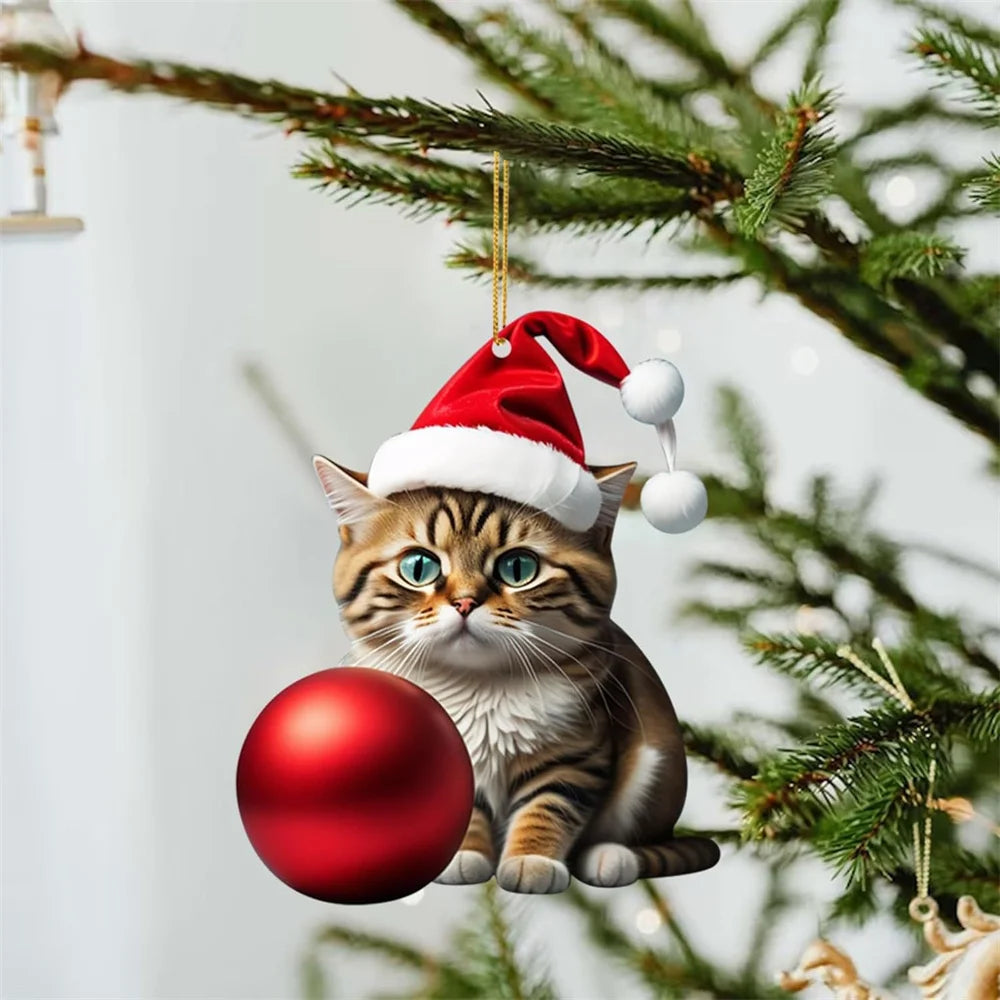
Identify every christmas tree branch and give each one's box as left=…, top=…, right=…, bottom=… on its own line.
left=739, top=692, right=998, bottom=850
left=968, top=152, right=1000, bottom=211
left=734, top=80, right=837, bottom=235
left=672, top=388, right=1000, bottom=678
left=594, top=0, right=741, bottom=87
left=747, top=0, right=819, bottom=71
left=562, top=885, right=690, bottom=996
left=0, top=43, right=740, bottom=197
left=735, top=867, right=792, bottom=992
left=839, top=94, right=987, bottom=152
left=391, top=0, right=556, bottom=113
left=447, top=246, right=746, bottom=290
left=802, top=0, right=842, bottom=82
left=912, top=26, right=1000, bottom=120
left=703, top=221, right=1000, bottom=441
left=680, top=721, right=763, bottom=780
left=891, top=0, right=1000, bottom=48
left=482, top=883, right=528, bottom=1000
left=297, top=153, right=700, bottom=233
left=744, top=634, right=968, bottom=702
left=305, top=925, right=478, bottom=998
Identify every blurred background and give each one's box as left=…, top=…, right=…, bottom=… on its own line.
left=1, top=1, right=997, bottom=998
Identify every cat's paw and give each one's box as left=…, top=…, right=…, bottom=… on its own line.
left=434, top=850, right=495, bottom=885
left=496, top=854, right=570, bottom=894
left=574, top=843, right=639, bottom=888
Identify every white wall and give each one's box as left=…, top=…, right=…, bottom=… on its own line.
left=2, top=2, right=996, bottom=998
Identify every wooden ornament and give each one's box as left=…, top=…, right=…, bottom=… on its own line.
left=908, top=895, right=1000, bottom=1000
left=778, top=939, right=894, bottom=1000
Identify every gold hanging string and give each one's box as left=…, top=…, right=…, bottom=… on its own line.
left=491, top=151, right=510, bottom=345
left=910, top=755, right=938, bottom=920
left=492, top=150, right=500, bottom=341
left=502, top=158, right=510, bottom=330
left=838, top=641, right=940, bottom=922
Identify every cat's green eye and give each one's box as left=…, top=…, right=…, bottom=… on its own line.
left=398, top=550, right=442, bottom=587
left=495, top=549, right=540, bottom=588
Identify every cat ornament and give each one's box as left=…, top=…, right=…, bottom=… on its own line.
left=313, top=311, right=719, bottom=894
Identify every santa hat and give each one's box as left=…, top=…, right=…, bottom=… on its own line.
left=367, top=311, right=707, bottom=534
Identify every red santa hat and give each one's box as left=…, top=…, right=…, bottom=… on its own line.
left=367, top=311, right=707, bottom=534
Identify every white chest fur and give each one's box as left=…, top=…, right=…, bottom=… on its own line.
left=418, top=669, right=586, bottom=808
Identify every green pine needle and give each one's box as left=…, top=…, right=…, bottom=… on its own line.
left=912, top=26, right=1000, bottom=120
left=859, top=231, right=966, bottom=287
left=734, top=79, right=838, bottom=235
left=968, top=152, right=1000, bottom=211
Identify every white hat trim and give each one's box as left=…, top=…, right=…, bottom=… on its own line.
left=367, top=425, right=602, bottom=531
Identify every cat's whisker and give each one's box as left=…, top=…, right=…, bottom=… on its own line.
left=518, top=626, right=639, bottom=736
left=500, top=631, right=550, bottom=718
left=508, top=629, right=598, bottom=726
left=352, top=623, right=410, bottom=662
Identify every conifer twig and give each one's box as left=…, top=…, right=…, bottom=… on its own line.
left=0, top=43, right=741, bottom=197
left=448, top=246, right=747, bottom=290
left=391, top=0, right=557, bottom=113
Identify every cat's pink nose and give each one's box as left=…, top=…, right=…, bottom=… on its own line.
left=452, top=597, right=478, bottom=617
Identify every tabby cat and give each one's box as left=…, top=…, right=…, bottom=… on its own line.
left=314, top=455, right=720, bottom=894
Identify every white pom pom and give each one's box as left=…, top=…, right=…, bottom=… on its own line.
left=640, top=471, right=707, bottom=533
left=620, top=359, right=685, bottom=425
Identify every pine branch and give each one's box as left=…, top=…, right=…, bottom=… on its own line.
left=831, top=160, right=897, bottom=233
left=968, top=152, right=1000, bottom=211
left=908, top=538, right=1000, bottom=581
left=740, top=691, right=999, bottom=847
left=886, top=276, right=1000, bottom=385
left=739, top=711, right=915, bottom=844
left=0, top=43, right=741, bottom=197
left=715, top=385, right=770, bottom=500
left=676, top=388, right=1000, bottom=678
left=803, top=0, right=842, bottom=82
left=912, top=26, right=1000, bottom=120
left=543, top=0, right=705, bottom=107
left=942, top=272, right=1000, bottom=329
left=294, top=150, right=484, bottom=220
left=447, top=245, right=746, bottom=290
left=562, top=885, right=690, bottom=996
left=703, top=220, right=999, bottom=441
left=482, top=883, right=528, bottom=1000
left=308, top=925, right=478, bottom=998
left=467, top=7, right=727, bottom=159
left=391, top=0, right=556, bottom=113
left=735, top=867, right=792, bottom=992
left=891, top=0, right=1000, bottom=48
left=744, top=633, right=969, bottom=702
left=595, top=0, right=741, bottom=86
left=859, top=231, right=965, bottom=287
left=734, top=80, right=838, bottom=235
left=906, top=166, right=995, bottom=228
left=813, top=773, right=936, bottom=881
left=840, top=94, right=987, bottom=152
left=680, top=721, right=762, bottom=780
left=746, top=0, right=818, bottom=71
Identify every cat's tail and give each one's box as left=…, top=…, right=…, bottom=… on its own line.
left=633, top=836, right=720, bottom=878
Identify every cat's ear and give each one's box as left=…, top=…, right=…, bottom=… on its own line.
left=312, top=456, right=385, bottom=537
left=589, top=462, right=638, bottom=547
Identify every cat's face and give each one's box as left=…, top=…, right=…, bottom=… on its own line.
left=314, top=457, right=635, bottom=677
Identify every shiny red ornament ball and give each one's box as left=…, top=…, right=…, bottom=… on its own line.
left=237, top=667, right=473, bottom=905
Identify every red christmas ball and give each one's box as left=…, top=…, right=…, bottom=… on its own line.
left=236, top=667, right=473, bottom=905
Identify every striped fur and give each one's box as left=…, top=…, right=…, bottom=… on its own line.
left=313, top=455, right=720, bottom=892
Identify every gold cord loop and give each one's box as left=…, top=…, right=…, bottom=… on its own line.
left=502, top=158, right=510, bottom=330
left=491, top=151, right=510, bottom=347
left=838, top=641, right=939, bottom=916
left=912, top=755, right=937, bottom=907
